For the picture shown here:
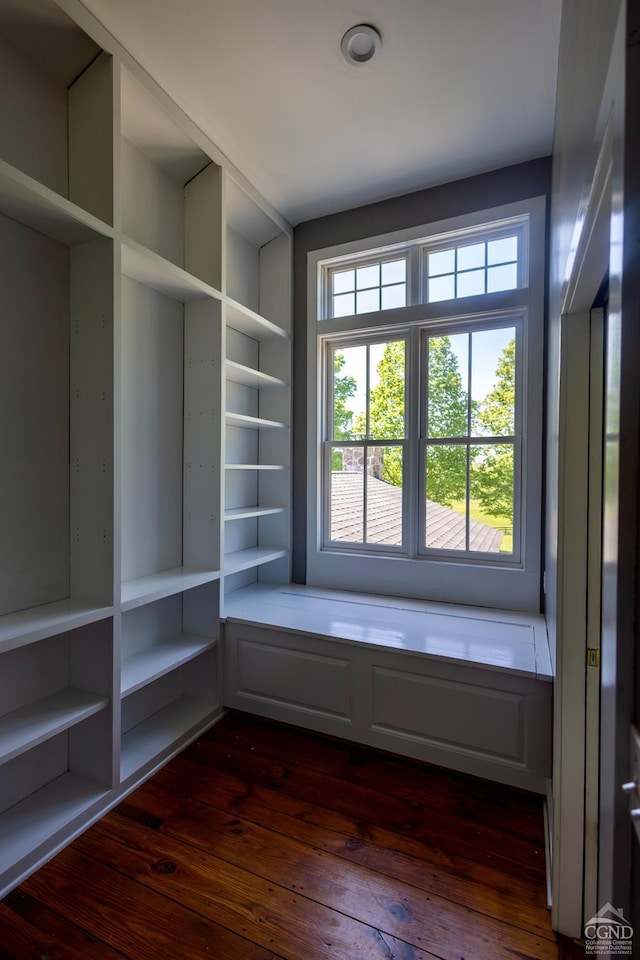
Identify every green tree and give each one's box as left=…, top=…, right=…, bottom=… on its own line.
left=472, top=337, right=515, bottom=518
left=351, top=337, right=468, bottom=503
left=332, top=351, right=357, bottom=470
left=362, top=341, right=405, bottom=486
left=425, top=336, right=468, bottom=505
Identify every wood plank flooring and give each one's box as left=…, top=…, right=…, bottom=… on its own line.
left=1, top=712, right=580, bottom=959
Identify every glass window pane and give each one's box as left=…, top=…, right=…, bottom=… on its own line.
left=368, top=340, right=405, bottom=439
left=487, top=262, right=518, bottom=293
left=381, top=283, right=406, bottom=310
left=456, top=269, right=485, bottom=298
left=333, top=292, right=355, bottom=317
left=457, top=242, right=485, bottom=271
left=356, top=264, right=379, bottom=289
left=470, top=444, right=514, bottom=554
left=366, top=446, right=403, bottom=545
left=487, top=236, right=518, bottom=265
left=428, top=274, right=455, bottom=302
left=429, top=248, right=455, bottom=276
left=470, top=327, right=516, bottom=436
left=381, top=259, right=406, bottom=284
left=333, top=269, right=355, bottom=294
left=330, top=453, right=363, bottom=542
left=333, top=345, right=366, bottom=440
left=427, top=334, right=469, bottom=438
left=356, top=288, right=380, bottom=314
left=425, top=445, right=468, bottom=549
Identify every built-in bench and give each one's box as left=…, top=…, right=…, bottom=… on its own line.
left=222, top=584, right=552, bottom=793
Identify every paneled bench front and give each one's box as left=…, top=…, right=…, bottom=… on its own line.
left=222, top=584, right=552, bottom=793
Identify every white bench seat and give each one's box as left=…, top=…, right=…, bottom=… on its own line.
left=222, top=584, right=552, bottom=792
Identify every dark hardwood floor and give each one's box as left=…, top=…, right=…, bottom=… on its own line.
left=1, top=712, right=584, bottom=959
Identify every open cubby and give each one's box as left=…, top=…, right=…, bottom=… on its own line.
left=120, top=584, right=218, bottom=697
left=119, top=276, right=184, bottom=585
left=120, top=68, right=222, bottom=290
left=0, top=620, right=113, bottom=769
left=0, top=0, right=112, bottom=225
left=0, top=214, right=114, bottom=625
left=120, top=584, right=219, bottom=783
left=0, top=730, right=111, bottom=893
left=119, top=572, right=220, bottom=787
left=119, top=276, right=222, bottom=607
left=225, top=177, right=290, bottom=332
left=0, top=616, right=115, bottom=893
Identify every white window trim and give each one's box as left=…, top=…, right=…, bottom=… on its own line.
left=306, top=197, right=546, bottom=612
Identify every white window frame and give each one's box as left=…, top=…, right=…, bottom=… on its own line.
left=306, top=198, right=545, bottom=611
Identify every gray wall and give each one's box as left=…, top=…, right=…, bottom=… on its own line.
left=292, top=157, right=551, bottom=583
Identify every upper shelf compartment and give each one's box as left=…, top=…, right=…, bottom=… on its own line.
left=0, top=0, right=113, bottom=226
left=120, top=68, right=222, bottom=292
left=225, top=177, right=291, bottom=335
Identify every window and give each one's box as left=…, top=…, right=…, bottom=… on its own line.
left=426, top=232, right=520, bottom=302
left=422, top=321, right=519, bottom=557
left=330, top=257, right=407, bottom=317
left=307, top=199, right=545, bottom=610
left=327, top=337, right=407, bottom=549
left=325, top=319, right=521, bottom=560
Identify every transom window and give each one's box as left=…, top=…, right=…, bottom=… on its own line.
left=330, top=258, right=407, bottom=318
left=426, top=234, right=519, bottom=302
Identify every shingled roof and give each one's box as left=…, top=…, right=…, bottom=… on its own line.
left=330, top=472, right=503, bottom=552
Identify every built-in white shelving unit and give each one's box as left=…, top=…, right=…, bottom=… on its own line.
left=0, top=0, right=292, bottom=897
left=222, top=177, right=292, bottom=607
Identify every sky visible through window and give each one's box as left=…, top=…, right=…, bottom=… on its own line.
left=337, top=327, right=514, bottom=422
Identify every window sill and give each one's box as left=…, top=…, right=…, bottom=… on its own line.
left=223, top=583, right=552, bottom=682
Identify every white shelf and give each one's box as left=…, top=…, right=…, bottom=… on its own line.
left=225, top=412, right=286, bottom=430
left=225, top=359, right=287, bottom=390
left=0, top=600, right=114, bottom=655
left=0, top=772, right=109, bottom=892
left=0, top=159, right=112, bottom=246
left=121, top=567, right=220, bottom=612
left=223, top=546, right=288, bottom=576
left=225, top=297, right=289, bottom=340
left=121, top=635, right=217, bottom=697
left=224, top=506, right=285, bottom=522
left=225, top=463, right=287, bottom=471
left=121, top=237, right=223, bottom=304
left=0, top=689, right=109, bottom=766
left=120, top=696, right=217, bottom=783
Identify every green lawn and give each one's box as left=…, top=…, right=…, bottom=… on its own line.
left=449, top=499, right=513, bottom=553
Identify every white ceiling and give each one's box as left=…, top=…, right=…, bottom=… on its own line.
left=81, top=0, right=562, bottom=226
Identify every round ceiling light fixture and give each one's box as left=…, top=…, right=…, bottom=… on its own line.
left=341, top=24, right=381, bottom=65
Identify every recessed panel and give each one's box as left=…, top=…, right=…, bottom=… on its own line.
left=237, top=637, right=351, bottom=718
left=371, top=665, right=524, bottom=762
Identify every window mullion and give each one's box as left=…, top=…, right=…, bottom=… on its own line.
left=363, top=346, right=371, bottom=543
left=405, top=327, right=421, bottom=557
left=409, top=247, right=421, bottom=305
left=466, top=333, right=473, bottom=551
